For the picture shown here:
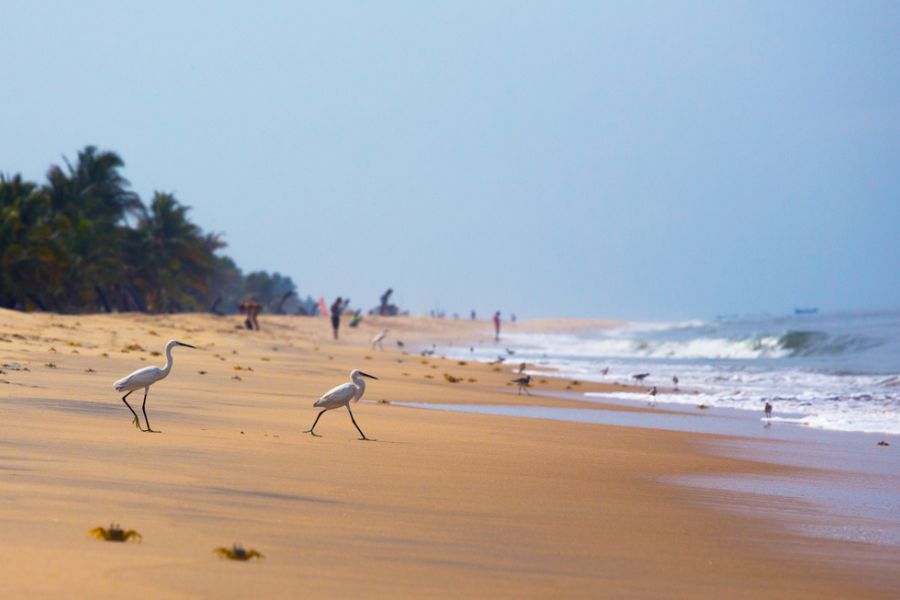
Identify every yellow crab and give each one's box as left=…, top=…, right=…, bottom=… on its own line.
left=89, top=523, right=143, bottom=542
left=214, top=543, right=263, bottom=561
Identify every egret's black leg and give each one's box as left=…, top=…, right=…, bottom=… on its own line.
left=141, top=388, right=157, bottom=433
left=346, top=404, right=369, bottom=440
left=122, top=391, right=141, bottom=430
left=304, top=409, right=327, bottom=436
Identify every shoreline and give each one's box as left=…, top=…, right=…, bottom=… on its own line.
left=0, top=310, right=898, bottom=597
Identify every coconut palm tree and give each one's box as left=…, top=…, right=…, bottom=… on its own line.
left=130, top=192, right=224, bottom=312
left=0, top=174, right=69, bottom=310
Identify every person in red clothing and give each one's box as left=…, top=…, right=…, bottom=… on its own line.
left=493, top=310, right=501, bottom=341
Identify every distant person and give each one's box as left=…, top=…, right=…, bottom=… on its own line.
left=493, top=311, right=501, bottom=341
left=330, top=296, right=344, bottom=340
left=511, top=313, right=517, bottom=323
left=239, top=300, right=261, bottom=331
left=764, top=401, right=773, bottom=420
left=249, top=301, right=261, bottom=330
left=470, top=310, right=476, bottom=320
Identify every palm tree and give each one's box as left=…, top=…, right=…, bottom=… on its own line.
left=42, top=146, right=144, bottom=311
left=130, top=192, right=224, bottom=312
left=0, top=174, right=69, bottom=310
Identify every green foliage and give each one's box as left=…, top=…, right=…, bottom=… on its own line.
left=0, top=147, right=299, bottom=314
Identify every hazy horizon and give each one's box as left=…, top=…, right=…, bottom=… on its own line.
left=2, top=1, right=898, bottom=320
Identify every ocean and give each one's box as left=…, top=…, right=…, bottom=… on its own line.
left=447, top=309, right=900, bottom=436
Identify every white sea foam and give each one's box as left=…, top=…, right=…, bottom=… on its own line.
left=497, top=332, right=790, bottom=361
left=441, top=313, right=900, bottom=436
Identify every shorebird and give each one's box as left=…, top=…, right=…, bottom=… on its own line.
left=518, top=362, right=527, bottom=373
left=601, top=367, right=609, bottom=376
left=396, top=340, right=405, bottom=348
left=648, top=386, right=657, bottom=406
left=304, top=370, right=377, bottom=440
left=505, top=348, right=515, bottom=356
left=371, top=329, right=388, bottom=350
left=632, top=373, right=650, bottom=385
left=113, top=340, right=196, bottom=432
left=672, top=375, right=679, bottom=389
left=764, top=401, right=773, bottom=420
left=511, top=374, right=532, bottom=395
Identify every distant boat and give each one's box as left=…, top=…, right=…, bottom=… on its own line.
left=794, top=307, right=819, bottom=315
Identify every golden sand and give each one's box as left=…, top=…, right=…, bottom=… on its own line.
left=0, top=310, right=896, bottom=598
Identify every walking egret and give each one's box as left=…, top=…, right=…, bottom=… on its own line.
left=304, top=370, right=377, bottom=440
left=371, top=329, right=388, bottom=350
left=113, top=340, right=196, bottom=432
left=511, top=374, right=531, bottom=395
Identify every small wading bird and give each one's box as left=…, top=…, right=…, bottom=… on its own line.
left=305, top=370, right=378, bottom=440
left=672, top=375, right=679, bottom=389
left=113, top=340, right=196, bottom=432
left=371, top=329, right=388, bottom=350
left=511, top=374, right=532, bottom=395
left=632, top=372, right=650, bottom=385
left=648, top=386, right=658, bottom=406
left=764, top=401, right=773, bottom=420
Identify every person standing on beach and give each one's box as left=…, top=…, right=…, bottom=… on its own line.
left=330, top=297, right=344, bottom=340
left=493, top=311, right=501, bottom=341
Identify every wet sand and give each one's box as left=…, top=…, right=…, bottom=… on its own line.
left=0, top=309, right=897, bottom=598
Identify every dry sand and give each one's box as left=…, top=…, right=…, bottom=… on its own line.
left=0, top=309, right=896, bottom=598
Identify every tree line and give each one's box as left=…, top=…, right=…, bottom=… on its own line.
left=0, top=146, right=313, bottom=314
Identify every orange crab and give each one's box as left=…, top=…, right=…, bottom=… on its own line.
left=89, top=523, right=143, bottom=542
left=214, top=543, right=263, bottom=561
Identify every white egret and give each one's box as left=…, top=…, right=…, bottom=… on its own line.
left=371, top=329, right=388, bottom=350
left=305, top=370, right=377, bottom=440
left=113, top=340, right=196, bottom=432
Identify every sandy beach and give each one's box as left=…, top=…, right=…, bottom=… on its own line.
left=0, top=309, right=897, bottom=598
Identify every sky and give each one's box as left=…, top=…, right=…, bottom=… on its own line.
left=2, top=1, right=898, bottom=320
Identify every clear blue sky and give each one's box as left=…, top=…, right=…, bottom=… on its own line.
left=2, top=1, right=898, bottom=320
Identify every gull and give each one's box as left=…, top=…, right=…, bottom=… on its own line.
left=304, top=370, right=378, bottom=440
left=113, top=340, right=196, bottom=432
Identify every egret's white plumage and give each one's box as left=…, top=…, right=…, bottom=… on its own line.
left=371, top=329, right=388, bottom=350
left=113, top=339, right=196, bottom=432
left=305, top=369, right=377, bottom=439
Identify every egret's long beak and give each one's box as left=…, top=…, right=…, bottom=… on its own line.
left=177, top=342, right=197, bottom=349
left=359, top=371, right=379, bottom=380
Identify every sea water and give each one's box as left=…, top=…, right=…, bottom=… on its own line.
left=444, top=309, right=900, bottom=436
